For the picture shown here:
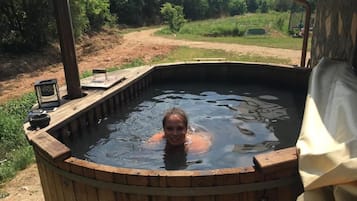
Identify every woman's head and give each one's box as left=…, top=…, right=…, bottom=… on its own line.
left=162, top=108, right=188, bottom=146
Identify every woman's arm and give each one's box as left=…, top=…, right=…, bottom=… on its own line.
left=187, top=132, right=212, bottom=153
left=147, top=132, right=164, bottom=143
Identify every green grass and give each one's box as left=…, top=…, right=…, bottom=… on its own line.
left=0, top=93, right=36, bottom=184
left=151, top=46, right=290, bottom=65
left=157, top=12, right=308, bottom=50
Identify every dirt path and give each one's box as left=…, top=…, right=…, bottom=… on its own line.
left=124, top=28, right=302, bottom=65
left=0, top=28, right=303, bottom=201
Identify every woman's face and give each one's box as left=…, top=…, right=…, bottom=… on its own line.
left=163, top=114, right=187, bottom=146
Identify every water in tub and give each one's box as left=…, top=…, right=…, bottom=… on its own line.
left=69, top=82, right=305, bottom=170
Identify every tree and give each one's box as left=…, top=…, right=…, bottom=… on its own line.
left=183, top=0, right=209, bottom=20
left=259, top=0, right=269, bottom=13
left=110, top=0, right=145, bottom=25
left=70, top=0, right=89, bottom=38
left=85, top=0, right=116, bottom=30
left=229, top=0, right=247, bottom=16
left=207, top=0, right=230, bottom=18
left=160, top=3, right=186, bottom=33
left=142, top=0, right=164, bottom=25
left=246, top=0, right=258, bottom=13
left=0, top=0, right=53, bottom=52
left=274, top=0, right=292, bottom=12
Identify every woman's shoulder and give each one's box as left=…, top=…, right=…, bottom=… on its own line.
left=148, top=132, right=164, bottom=143
left=187, top=132, right=212, bottom=153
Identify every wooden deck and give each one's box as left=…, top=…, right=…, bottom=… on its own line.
left=24, top=65, right=152, bottom=141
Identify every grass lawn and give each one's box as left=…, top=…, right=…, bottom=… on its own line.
left=157, top=12, right=310, bottom=50
left=150, top=46, right=291, bottom=65
left=0, top=93, right=36, bottom=184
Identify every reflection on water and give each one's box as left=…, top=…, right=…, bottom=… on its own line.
left=232, top=141, right=280, bottom=153
left=69, top=83, right=305, bottom=170
left=224, top=96, right=290, bottom=152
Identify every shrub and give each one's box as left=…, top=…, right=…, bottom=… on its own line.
left=85, top=0, right=116, bottom=30
left=259, top=1, right=269, bottom=13
left=229, top=0, right=248, bottom=16
left=160, top=3, right=186, bottom=33
left=0, top=93, right=36, bottom=183
left=0, top=0, right=53, bottom=52
left=275, top=16, right=285, bottom=31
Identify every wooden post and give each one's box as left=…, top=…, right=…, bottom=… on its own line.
left=295, top=0, right=311, bottom=67
left=353, top=33, right=357, bottom=68
left=53, top=0, right=82, bottom=99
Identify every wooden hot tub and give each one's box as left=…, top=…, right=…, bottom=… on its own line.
left=24, top=62, right=310, bottom=201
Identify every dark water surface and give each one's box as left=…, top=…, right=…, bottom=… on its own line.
left=70, top=82, right=305, bottom=170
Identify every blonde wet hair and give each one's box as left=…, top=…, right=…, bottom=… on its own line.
left=162, top=107, right=188, bottom=128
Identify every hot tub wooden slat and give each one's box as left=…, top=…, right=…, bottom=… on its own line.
left=263, top=173, right=278, bottom=201
left=51, top=166, right=67, bottom=201
left=113, top=94, right=120, bottom=110
left=95, top=168, right=116, bottom=201
left=40, top=156, right=66, bottom=201
left=214, top=169, right=240, bottom=201
left=239, top=167, right=264, bottom=201
left=57, top=162, right=77, bottom=201
left=263, top=169, right=300, bottom=201
left=69, top=119, right=79, bottom=137
left=166, top=171, right=192, bottom=201
left=87, top=109, right=95, bottom=127
left=79, top=115, right=87, bottom=132
left=149, top=173, right=168, bottom=201
left=31, top=131, right=71, bottom=161
left=36, top=156, right=53, bottom=201
left=108, top=97, right=115, bottom=115
left=120, top=91, right=125, bottom=107
left=102, top=101, right=109, bottom=117
left=126, top=169, right=150, bottom=201
left=67, top=158, right=100, bottom=201
left=192, top=172, right=215, bottom=201
left=70, top=162, right=89, bottom=201
left=275, top=169, right=295, bottom=201
left=113, top=171, right=129, bottom=201
left=94, top=105, right=102, bottom=123
left=83, top=168, right=100, bottom=201
left=44, top=163, right=61, bottom=201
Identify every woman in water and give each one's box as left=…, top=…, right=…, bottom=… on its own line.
left=147, top=107, right=212, bottom=170
left=148, top=107, right=212, bottom=153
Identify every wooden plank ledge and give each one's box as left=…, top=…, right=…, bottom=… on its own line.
left=253, top=147, right=298, bottom=173
left=31, top=131, right=71, bottom=161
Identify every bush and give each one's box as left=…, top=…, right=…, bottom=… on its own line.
left=0, top=93, right=36, bottom=161
left=246, top=0, right=259, bottom=13
left=160, top=3, right=186, bottom=33
left=0, top=0, right=115, bottom=53
left=228, top=0, right=247, bottom=16
left=259, top=1, right=269, bottom=13
left=0, top=93, right=36, bottom=183
left=85, top=0, right=116, bottom=30
left=204, top=25, right=245, bottom=37
left=275, top=16, right=285, bottom=31
left=0, top=146, right=34, bottom=183
left=0, top=0, right=53, bottom=53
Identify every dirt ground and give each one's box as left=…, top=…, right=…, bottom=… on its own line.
left=0, top=28, right=302, bottom=201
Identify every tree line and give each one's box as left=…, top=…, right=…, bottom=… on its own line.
left=0, top=0, right=313, bottom=53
